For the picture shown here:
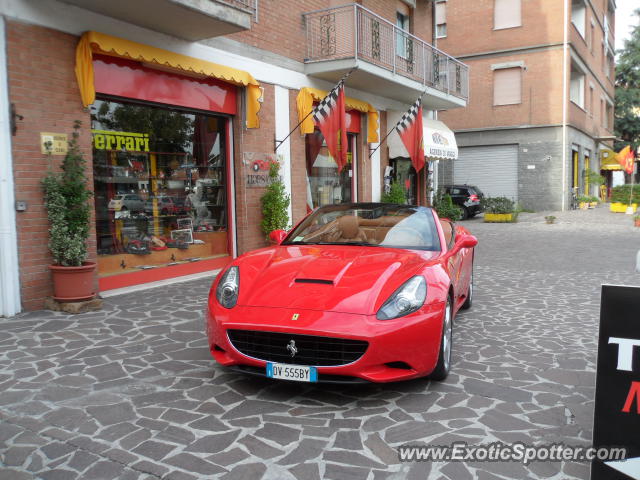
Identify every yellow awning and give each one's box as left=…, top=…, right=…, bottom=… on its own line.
left=600, top=148, right=622, bottom=170
left=75, top=31, right=261, bottom=128
left=296, top=87, right=379, bottom=143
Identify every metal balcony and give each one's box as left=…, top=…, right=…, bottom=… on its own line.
left=60, top=0, right=254, bottom=41
left=303, top=4, right=469, bottom=108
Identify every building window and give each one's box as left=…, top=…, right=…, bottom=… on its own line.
left=569, top=63, right=585, bottom=109
left=493, top=67, right=522, bottom=106
left=494, top=0, right=521, bottom=30
left=590, top=21, right=595, bottom=54
left=435, top=1, right=447, bottom=38
left=605, top=103, right=612, bottom=130
left=91, top=99, right=229, bottom=273
left=589, top=85, right=594, bottom=116
left=396, top=10, right=411, bottom=58
left=600, top=98, right=605, bottom=127
left=571, top=0, right=586, bottom=38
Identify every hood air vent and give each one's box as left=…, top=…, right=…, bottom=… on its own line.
left=295, top=278, right=334, bottom=285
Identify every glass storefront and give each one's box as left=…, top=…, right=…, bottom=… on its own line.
left=305, top=130, right=356, bottom=208
left=391, top=158, right=418, bottom=205
left=91, top=99, right=229, bottom=277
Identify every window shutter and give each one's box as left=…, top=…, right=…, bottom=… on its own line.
left=494, top=0, right=521, bottom=29
left=435, top=2, right=446, bottom=24
left=493, top=68, right=521, bottom=105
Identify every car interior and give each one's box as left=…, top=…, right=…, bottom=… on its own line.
left=290, top=211, right=442, bottom=250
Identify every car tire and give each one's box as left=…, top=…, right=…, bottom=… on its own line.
left=461, top=265, right=473, bottom=310
left=429, top=295, right=453, bottom=381
left=460, top=206, right=469, bottom=220
left=121, top=206, right=128, bottom=211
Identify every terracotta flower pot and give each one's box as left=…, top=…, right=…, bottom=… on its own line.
left=49, top=262, right=97, bottom=302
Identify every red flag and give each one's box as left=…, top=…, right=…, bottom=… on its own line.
left=622, top=146, right=636, bottom=175
left=313, top=82, right=348, bottom=172
left=395, top=97, right=425, bottom=172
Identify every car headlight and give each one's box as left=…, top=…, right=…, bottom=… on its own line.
left=216, top=266, right=239, bottom=309
left=377, top=276, right=427, bottom=320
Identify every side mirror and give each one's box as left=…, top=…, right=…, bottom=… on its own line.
left=457, top=234, right=478, bottom=249
left=269, top=230, right=287, bottom=245
left=449, top=234, right=478, bottom=254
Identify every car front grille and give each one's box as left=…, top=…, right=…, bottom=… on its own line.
left=226, top=329, right=368, bottom=367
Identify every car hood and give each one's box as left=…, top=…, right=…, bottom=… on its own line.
left=234, top=245, right=440, bottom=315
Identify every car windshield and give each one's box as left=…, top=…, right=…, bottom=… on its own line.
left=113, top=195, right=123, bottom=200
left=283, top=204, right=441, bottom=251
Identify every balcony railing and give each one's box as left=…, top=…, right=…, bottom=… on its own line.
left=303, top=4, right=469, bottom=101
left=215, top=0, right=255, bottom=15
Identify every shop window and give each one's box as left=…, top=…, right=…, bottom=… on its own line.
left=305, top=130, right=355, bottom=209
left=91, top=99, right=229, bottom=275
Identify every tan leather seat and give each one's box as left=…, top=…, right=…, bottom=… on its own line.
left=335, top=215, right=367, bottom=242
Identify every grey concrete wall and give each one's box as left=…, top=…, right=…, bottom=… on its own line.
left=440, top=126, right=567, bottom=212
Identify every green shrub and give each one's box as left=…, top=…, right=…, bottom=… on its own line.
left=433, top=191, right=462, bottom=221
left=611, top=185, right=640, bottom=204
left=260, top=162, right=290, bottom=237
left=41, top=121, right=92, bottom=266
left=481, top=196, right=515, bottom=214
left=577, top=195, right=591, bottom=203
left=381, top=182, right=407, bottom=204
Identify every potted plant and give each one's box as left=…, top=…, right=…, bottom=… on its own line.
left=634, top=214, right=640, bottom=227
left=482, top=196, right=516, bottom=222
left=545, top=215, right=556, bottom=224
left=577, top=195, right=590, bottom=210
left=42, top=121, right=96, bottom=302
left=260, top=160, right=290, bottom=241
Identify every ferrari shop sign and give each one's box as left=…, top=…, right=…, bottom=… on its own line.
left=591, top=285, right=640, bottom=479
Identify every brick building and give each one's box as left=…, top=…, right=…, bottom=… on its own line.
left=436, top=0, right=616, bottom=211
left=0, top=0, right=468, bottom=315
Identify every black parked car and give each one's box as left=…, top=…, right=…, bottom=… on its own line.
left=443, top=185, right=484, bottom=219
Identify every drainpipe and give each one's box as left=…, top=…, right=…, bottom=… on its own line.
left=561, top=0, right=569, bottom=211
left=0, top=16, right=22, bottom=316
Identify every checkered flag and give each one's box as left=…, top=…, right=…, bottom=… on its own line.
left=395, top=96, right=425, bottom=172
left=311, top=77, right=349, bottom=172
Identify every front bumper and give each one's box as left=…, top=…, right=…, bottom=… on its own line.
left=206, top=302, right=446, bottom=383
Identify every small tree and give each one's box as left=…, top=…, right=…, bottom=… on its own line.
left=260, top=162, right=290, bottom=237
left=42, top=121, right=92, bottom=266
left=381, top=182, right=407, bottom=204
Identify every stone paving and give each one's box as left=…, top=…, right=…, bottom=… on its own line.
left=1, top=205, right=639, bottom=480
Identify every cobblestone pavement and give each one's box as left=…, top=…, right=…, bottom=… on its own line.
left=1, top=206, right=639, bottom=480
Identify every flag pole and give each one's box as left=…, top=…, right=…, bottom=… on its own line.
left=274, top=68, right=357, bottom=153
left=628, top=148, right=636, bottom=208
left=368, top=87, right=430, bottom=159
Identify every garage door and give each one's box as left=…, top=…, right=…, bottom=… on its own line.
left=453, top=145, right=518, bottom=200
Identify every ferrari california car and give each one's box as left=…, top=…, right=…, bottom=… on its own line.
left=206, top=203, right=477, bottom=383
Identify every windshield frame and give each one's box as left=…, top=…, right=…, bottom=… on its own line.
left=281, top=203, right=442, bottom=252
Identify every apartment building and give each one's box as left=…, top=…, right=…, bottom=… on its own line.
left=436, top=0, right=616, bottom=211
left=0, top=0, right=468, bottom=314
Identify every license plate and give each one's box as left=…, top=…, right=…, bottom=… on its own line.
left=266, top=362, right=317, bottom=382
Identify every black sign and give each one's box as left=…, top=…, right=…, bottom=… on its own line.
left=592, top=285, right=640, bottom=479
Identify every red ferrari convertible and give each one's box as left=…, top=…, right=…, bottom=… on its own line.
left=206, top=203, right=477, bottom=383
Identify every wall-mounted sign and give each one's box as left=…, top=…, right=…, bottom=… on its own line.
left=40, top=133, right=67, bottom=155
left=91, top=129, right=150, bottom=152
left=592, top=285, right=640, bottom=479
left=243, top=153, right=282, bottom=188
